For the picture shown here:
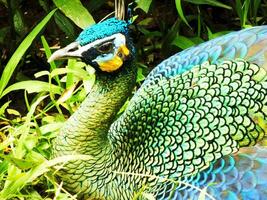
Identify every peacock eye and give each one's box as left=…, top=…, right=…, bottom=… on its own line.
left=96, top=42, right=113, bottom=53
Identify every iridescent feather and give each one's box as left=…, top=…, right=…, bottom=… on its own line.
left=158, top=146, right=267, bottom=200
left=50, top=19, right=267, bottom=199
left=109, top=26, right=267, bottom=199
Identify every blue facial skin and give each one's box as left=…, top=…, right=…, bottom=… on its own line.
left=76, top=18, right=130, bottom=46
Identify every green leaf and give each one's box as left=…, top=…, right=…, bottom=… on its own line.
left=41, top=36, right=61, bottom=86
left=0, top=161, right=8, bottom=175
left=40, top=122, right=63, bottom=135
left=252, top=0, right=261, bottom=20
left=136, top=0, right=153, bottom=13
left=6, top=109, right=20, bottom=116
left=0, top=9, right=57, bottom=99
left=0, top=155, right=92, bottom=199
left=0, top=101, right=11, bottom=116
left=136, top=67, right=146, bottom=83
left=172, top=35, right=196, bottom=50
left=235, top=0, right=242, bottom=19
left=1, top=80, right=62, bottom=97
left=242, top=0, right=251, bottom=27
left=34, top=70, right=50, bottom=78
left=52, top=0, right=95, bottom=29
left=50, top=67, right=89, bottom=79
left=185, top=0, right=232, bottom=10
left=0, top=155, right=37, bottom=170
left=206, top=26, right=231, bottom=40
left=66, top=59, right=76, bottom=89
left=175, top=0, right=191, bottom=27
left=190, top=37, right=204, bottom=44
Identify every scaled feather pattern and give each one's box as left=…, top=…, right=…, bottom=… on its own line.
left=50, top=20, right=267, bottom=199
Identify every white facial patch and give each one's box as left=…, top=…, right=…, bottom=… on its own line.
left=48, top=33, right=127, bottom=63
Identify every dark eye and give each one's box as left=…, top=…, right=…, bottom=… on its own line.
left=97, top=42, right=113, bottom=53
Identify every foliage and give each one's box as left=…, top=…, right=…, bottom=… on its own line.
left=0, top=0, right=266, bottom=199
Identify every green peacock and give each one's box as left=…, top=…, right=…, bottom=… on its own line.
left=48, top=3, right=267, bottom=200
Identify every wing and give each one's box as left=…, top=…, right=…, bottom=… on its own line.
left=143, top=26, right=267, bottom=88
left=108, top=59, right=267, bottom=181
left=108, top=27, right=267, bottom=193
left=157, top=145, right=267, bottom=200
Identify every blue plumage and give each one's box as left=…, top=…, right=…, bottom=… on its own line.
left=143, top=26, right=267, bottom=87
left=157, top=146, right=267, bottom=200
left=76, top=18, right=129, bottom=46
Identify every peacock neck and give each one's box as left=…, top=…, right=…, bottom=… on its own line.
left=52, top=62, right=137, bottom=158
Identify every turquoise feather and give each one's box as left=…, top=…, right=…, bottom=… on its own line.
left=158, top=146, right=267, bottom=200
left=144, top=26, right=267, bottom=86
left=76, top=18, right=129, bottom=46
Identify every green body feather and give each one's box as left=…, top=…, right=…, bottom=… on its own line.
left=49, top=20, right=267, bottom=200
left=53, top=60, right=267, bottom=199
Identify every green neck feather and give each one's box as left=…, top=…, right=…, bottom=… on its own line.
left=53, top=64, right=137, bottom=156
left=51, top=62, right=137, bottom=198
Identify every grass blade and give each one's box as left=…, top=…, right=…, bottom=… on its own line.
left=175, top=0, right=191, bottom=28
left=172, top=35, right=196, bottom=50
left=1, top=80, right=62, bottom=97
left=0, top=155, right=91, bottom=199
left=185, top=0, right=232, bottom=9
left=0, top=9, right=57, bottom=99
left=41, top=35, right=61, bottom=86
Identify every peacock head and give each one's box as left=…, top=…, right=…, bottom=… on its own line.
left=48, top=17, right=134, bottom=73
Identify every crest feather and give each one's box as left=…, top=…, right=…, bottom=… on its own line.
left=115, top=0, right=125, bottom=20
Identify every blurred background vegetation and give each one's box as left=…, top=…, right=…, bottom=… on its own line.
left=0, top=0, right=267, bottom=199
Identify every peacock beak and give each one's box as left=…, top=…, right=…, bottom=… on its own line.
left=48, top=41, right=82, bottom=63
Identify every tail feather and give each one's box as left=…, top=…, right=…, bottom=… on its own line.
left=157, top=146, right=267, bottom=200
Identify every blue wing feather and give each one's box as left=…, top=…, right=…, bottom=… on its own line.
left=158, top=146, right=267, bottom=200
left=143, top=26, right=267, bottom=87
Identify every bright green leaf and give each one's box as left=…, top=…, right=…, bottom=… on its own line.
left=1, top=80, right=62, bottom=97
left=0, top=155, right=36, bottom=170
left=41, top=35, right=61, bottom=86
left=34, top=70, right=50, bottom=78
left=40, top=122, right=63, bottom=135
left=0, top=101, right=11, bottom=116
left=0, top=154, right=92, bottom=199
left=6, top=109, right=20, bottom=116
left=50, top=67, right=89, bottom=80
left=207, top=26, right=231, bottom=40
left=52, top=0, right=95, bottom=29
left=136, top=67, right=146, bottom=83
left=172, top=35, right=196, bottom=50
left=175, top=0, right=191, bottom=27
left=0, top=9, right=57, bottom=99
left=136, top=0, right=152, bottom=13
